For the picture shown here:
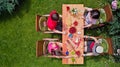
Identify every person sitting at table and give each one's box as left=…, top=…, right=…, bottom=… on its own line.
left=65, top=35, right=104, bottom=56
left=83, top=35, right=104, bottom=56
left=83, top=8, right=100, bottom=28
left=47, top=10, right=66, bottom=34
left=46, top=41, right=77, bottom=58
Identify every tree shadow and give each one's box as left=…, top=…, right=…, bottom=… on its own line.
left=69, top=55, right=110, bottom=67
left=84, top=24, right=110, bottom=37
left=69, top=60, right=87, bottom=67
left=0, top=0, right=31, bottom=22
left=69, top=57, right=88, bottom=67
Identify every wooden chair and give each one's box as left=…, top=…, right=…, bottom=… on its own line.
left=103, top=4, right=113, bottom=22
left=85, top=37, right=113, bottom=55
left=88, top=4, right=113, bottom=29
left=35, top=14, right=62, bottom=33
left=105, top=38, right=113, bottom=55
left=36, top=14, right=62, bottom=38
left=95, top=37, right=113, bottom=55
left=36, top=15, right=55, bottom=33
left=36, top=15, right=41, bottom=32
left=36, top=38, right=59, bottom=57
left=36, top=40, right=45, bottom=57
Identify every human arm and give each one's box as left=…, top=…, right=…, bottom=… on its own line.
left=84, top=24, right=92, bottom=28
left=84, top=35, right=99, bottom=43
left=56, top=42, right=62, bottom=47
left=42, top=14, right=62, bottom=17
left=85, top=7, right=92, bottom=11
left=52, top=29, right=66, bottom=34
left=82, top=53, right=94, bottom=56
left=47, top=55, right=77, bottom=58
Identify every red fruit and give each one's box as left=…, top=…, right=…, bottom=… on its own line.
left=75, top=51, right=80, bottom=56
left=73, top=21, right=78, bottom=26
left=66, top=6, right=70, bottom=11
left=69, top=27, right=76, bottom=34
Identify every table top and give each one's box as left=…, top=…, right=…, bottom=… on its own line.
left=62, top=4, right=85, bottom=64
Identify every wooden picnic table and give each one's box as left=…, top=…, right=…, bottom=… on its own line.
left=62, top=4, right=85, bottom=64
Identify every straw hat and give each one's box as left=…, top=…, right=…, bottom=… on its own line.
left=96, top=46, right=103, bottom=53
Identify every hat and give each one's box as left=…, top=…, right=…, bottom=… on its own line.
left=51, top=13, right=59, bottom=21
left=98, top=39, right=108, bottom=53
left=96, top=46, right=103, bottom=53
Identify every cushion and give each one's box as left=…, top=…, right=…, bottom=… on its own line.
left=39, top=16, right=48, bottom=31
left=98, top=38, right=109, bottom=53
left=96, top=8, right=106, bottom=25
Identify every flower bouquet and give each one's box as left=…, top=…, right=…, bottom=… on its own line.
left=70, top=8, right=78, bottom=16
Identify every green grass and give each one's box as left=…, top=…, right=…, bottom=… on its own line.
left=0, top=0, right=120, bottom=67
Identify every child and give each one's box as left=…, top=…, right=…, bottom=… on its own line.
left=47, top=41, right=77, bottom=58
left=83, top=8, right=100, bottom=28
left=83, top=36, right=103, bottom=56
left=47, top=10, right=65, bottom=34
left=48, top=42, right=63, bottom=56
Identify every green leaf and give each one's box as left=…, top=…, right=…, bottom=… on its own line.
left=6, top=3, right=15, bottom=14
left=118, top=1, right=120, bottom=8
left=0, top=0, right=19, bottom=15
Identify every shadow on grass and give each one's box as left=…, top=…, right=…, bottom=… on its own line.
left=0, top=0, right=31, bottom=22
left=84, top=24, right=110, bottom=37
left=69, top=60, right=86, bottom=67
left=69, top=55, right=110, bottom=67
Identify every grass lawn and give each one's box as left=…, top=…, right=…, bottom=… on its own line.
left=0, top=0, right=120, bottom=67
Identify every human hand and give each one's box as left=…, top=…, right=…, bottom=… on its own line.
left=81, top=16, right=85, bottom=19
left=62, top=31, right=67, bottom=35
left=81, top=54, right=86, bottom=57
left=81, top=26, right=85, bottom=29
left=63, top=24, right=68, bottom=30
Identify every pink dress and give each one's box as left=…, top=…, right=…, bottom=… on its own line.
left=48, top=42, right=59, bottom=53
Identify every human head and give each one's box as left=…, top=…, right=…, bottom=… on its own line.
left=96, top=46, right=103, bottom=53
left=90, top=9, right=100, bottom=19
left=51, top=13, right=59, bottom=21
left=47, top=10, right=58, bottom=30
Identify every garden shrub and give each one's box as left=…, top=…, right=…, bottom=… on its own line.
left=0, top=0, right=19, bottom=15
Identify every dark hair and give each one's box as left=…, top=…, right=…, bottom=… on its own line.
left=51, top=49, right=62, bottom=56
left=51, top=13, right=59, bottom=21
left=90, top=9, right=100, bottom=19
left=51, top=49, right=56, bottom=55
